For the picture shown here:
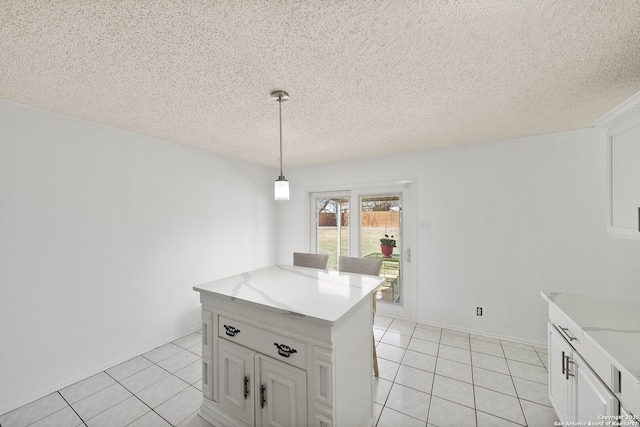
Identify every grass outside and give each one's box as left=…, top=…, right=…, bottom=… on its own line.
left=318, top=226, right=400, bottom=270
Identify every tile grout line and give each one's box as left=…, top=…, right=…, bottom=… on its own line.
left=55, top=390, right=88, bottom=427
left=110, top=355, right=202, bottom=427
left=468, top=333, right=479, bottom=427
left=425, top=327, right=442, bottom=426
left=501, top=339, right=529, bottom=427
left=102, top=369, right=145, bottom=426
left=374, top=323, right=391, bottom=427
left=102, top=369, right=158, bottom=427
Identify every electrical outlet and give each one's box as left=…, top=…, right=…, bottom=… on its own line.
left=476, top=307, right=483, bottom=316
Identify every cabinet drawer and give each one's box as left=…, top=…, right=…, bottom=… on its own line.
left=218, top=316, right=307, bottom=370
left=549, top=305, right=613, bottom=389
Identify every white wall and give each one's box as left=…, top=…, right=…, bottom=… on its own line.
left=277, top=128, right=640, bottom=346
left=5, top=100, right=640, bottom=415
left=0, top=100, right=277, bottom=414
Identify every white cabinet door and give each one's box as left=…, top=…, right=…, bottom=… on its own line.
left=218, top=339, right=256, bottom=424
left=548, top=323, right=572, bottom=422
left=256, top=354, right=307, bottom=427
left=574, top=352, right=618, bottom=422
left=611, top=122, right=640, bottom=230
left=599, top=90, right=640, bottom=236
left=548, top=323, right=620, bottom=424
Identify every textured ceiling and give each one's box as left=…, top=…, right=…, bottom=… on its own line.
left=1, top=1, right=640, bottom=169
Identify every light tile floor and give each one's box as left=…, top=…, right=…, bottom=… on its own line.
left=0, top=332, right=209, bottom=427
left=373, top=314, right=560, bottom=427
left=1, top=315, right=560, bottom=427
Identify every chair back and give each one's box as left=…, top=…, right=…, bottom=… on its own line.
left=338, top=256, right=383, bottom=276
left=293, top=252, right=330, bottom=269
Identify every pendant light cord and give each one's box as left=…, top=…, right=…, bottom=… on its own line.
left=271, top=89, right=289, bottom=200
left=278, top=94, right=284, bottom=179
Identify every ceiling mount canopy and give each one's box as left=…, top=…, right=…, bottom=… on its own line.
left=272, top=90, right=290, bottom=201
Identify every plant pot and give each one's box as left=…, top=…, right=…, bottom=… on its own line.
left=380, top=245, right=394, bottom=258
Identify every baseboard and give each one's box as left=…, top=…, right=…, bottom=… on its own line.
left=382, top=313, right=547, bottom=349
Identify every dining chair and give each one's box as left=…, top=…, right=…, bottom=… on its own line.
left=337, top=256, right=383, bottom=377
left=293, top=252, right=330, bottom=269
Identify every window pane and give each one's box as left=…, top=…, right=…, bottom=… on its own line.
left=316, top=197, right=349, bottom=270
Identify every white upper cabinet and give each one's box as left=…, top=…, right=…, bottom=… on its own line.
left=597, top=91, right=640, bottom=238
left=611, top=116, right=640, bottom=229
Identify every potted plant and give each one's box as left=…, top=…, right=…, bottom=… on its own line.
left=380, top=234, right=396, bottom=258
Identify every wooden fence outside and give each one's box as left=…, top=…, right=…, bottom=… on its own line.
left=319, top=211, right=399, bottom=228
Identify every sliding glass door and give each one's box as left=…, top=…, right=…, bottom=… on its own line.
left=310, top=184, right=413, bottom=318
left=359, top=194, right=402, bottom=305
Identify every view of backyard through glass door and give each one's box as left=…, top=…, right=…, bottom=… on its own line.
left=360, top=195, right=402, bottom=304
left=315, top=196, right=349, bottom=270
left=314, top=193, right=402, bottom=305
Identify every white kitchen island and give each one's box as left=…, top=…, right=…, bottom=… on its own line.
left=193, top=264, right=384, bottom=427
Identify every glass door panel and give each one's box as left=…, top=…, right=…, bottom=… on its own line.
left=360, top=195, right=402, bottom=305
left=310, top=184, right=413, bottom=319
left=315, top=196, right=349, bottom=270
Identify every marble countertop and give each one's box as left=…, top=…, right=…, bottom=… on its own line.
left=541, top=291, right=640, bottom=384
left=194, top=264, right=384, bottom=324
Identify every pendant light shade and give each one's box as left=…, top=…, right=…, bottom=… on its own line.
left=274, top=178, right=289, bottom=200
left=272, top=90, right=290, bottom=201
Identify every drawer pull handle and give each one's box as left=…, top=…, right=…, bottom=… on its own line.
left=244, top=376, right=249, bottom=399
left=559, top=326, right=577, bottom=341
left=224, top=325, right=241, bottom=337
left=274, top=343, right=297, bottom=358
left=561, top=351, right=566, bottom=375
left=260, top=384, right=266, bottom=408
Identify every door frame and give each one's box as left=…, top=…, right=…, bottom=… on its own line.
left=306, top=180, right=416, bottom=320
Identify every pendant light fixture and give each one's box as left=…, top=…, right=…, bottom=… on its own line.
left=272, top=90, right=290, bottom=201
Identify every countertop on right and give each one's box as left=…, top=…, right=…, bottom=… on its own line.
left=541, top=291, right=640, bottom=385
